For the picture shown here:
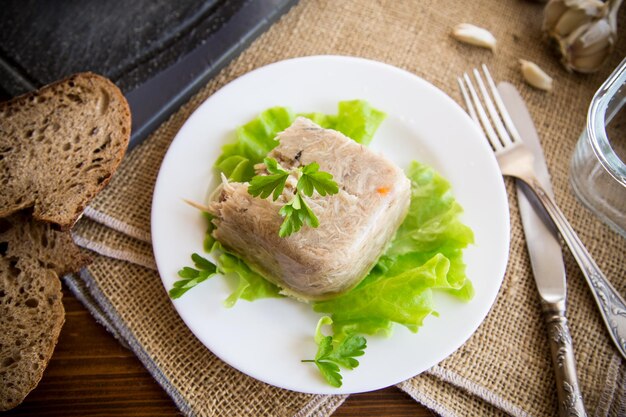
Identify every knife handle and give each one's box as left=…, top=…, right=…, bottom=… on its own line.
left=542, top=300, right=587, bottom=417
left=528, top=178, right=626, bottom=359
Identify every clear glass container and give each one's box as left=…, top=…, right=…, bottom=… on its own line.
left=570, top=58, right=626, bottom=238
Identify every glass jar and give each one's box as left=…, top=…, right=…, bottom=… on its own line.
left=570, top=58, right=626, bottom=238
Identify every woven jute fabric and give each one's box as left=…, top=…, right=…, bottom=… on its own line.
left=72, top=217, right=156, bottom=270
left=70, top=0, right=626, bottom=416
left=398, top=374, right=510, bottom=417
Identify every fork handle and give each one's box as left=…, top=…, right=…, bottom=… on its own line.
left=526, top=178, right=626, bottom=359
left=543, top=300, right=587, bottom=417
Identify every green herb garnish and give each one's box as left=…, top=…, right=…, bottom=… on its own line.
left=296, top=162, right=339, bottom=196
left=247, top=158, right=290, bottom=200
left=278, top=193, right=318, bottom=237
left=247, top=157, right=339, bottom=237
left=169, top=253, right=218, bottom=299
left=302, top=317, right=367, bottom=387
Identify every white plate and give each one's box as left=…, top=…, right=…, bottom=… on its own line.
left=151, top=56, right=510, bottom=394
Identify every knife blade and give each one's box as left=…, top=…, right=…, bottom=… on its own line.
left=497, top=82, right=587, bottom=417
left=497, top=83, right=565, bottom=302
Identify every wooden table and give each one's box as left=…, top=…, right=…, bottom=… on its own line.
left=5, top=287, right=435, bottom=417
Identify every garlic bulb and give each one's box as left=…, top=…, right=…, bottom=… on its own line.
left=543, top=0, right=623, bottom=73
left=520, top=60, right=554, bottom=91
left=452, top=24, right=497, bottom=51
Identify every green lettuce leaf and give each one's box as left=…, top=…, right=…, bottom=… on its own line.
left=313, top=254, right=445, bottom=336
left=217, top=252, right=283, bottom=307
left=300, top=99, right=386, bottom=145
left=312, top=161, right=474, bottom=336
left=386, top=162, right=475, bottom=258
left=387, top=161, right=475, bottom=302
left=215, top=106, right=293, bottom=182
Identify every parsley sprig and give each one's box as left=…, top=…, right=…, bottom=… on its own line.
left=248, top=158, right=339, bottom=237
left=169, top=253, right=217, bottom=299
left=247, top=158, right=289, bottom=200
left=302, top=317, right=367, bottom=387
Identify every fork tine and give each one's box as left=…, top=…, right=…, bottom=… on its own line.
left=457, top=77, right=479, bottom=125
left=473, top=68, right=514, bottom=147
left=481, top=64, right=522, bottom=144
left=462, top=72, right=502, bottom=151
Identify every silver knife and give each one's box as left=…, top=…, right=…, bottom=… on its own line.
left=498, top=82, right=587, bottom=417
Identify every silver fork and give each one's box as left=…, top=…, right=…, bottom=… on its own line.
left=459, top=65, right=626, bottom=359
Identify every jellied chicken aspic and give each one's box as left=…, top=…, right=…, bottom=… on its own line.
left=208, top=117, right=411, bottom=301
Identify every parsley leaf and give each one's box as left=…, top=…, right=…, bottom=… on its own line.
left=328, top=334, right=367, bottom=369
left=264, top=157, right=286, bottom=175
left=297, top=162, right=339, bottom=197
left=313, top=338, right=343, bottom=387
left=247, top=158, right=289, bottom=201
left=278, top=201, right=303, bottom=237
left=278, top=193, right=319, bottom=237
left=247, top=160, right=338, bottom=237
left=169, top=253, right=217, bottom=299
left=302, top=317, right=367, bottom=387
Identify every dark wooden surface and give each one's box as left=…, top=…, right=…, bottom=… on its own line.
left=5, top=286, right=435, bottom=417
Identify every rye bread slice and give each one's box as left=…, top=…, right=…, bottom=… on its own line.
left=0, top=72, right=131, bottom=229
left=0, top=214, right=91, bottom=411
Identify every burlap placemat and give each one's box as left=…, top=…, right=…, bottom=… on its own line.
left=67, top=0, right=626, bottom=416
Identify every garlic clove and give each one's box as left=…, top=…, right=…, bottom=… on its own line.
left=576, top=39, right=611, bottom=57
left=571, top=49, right=611, bottom=71
left=543, top=0, right=570, bottom=30
left=520, top=60, right=554, bottom=91
left=554, top=8, right=595, bottom=35
left=452, top=23, right=497, bottom=51
left=572, top=19, right=612, bottom=52
left=574, top=0, right=608, bottom=16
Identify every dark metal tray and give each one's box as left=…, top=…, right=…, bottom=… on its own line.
left=0, top=0, right=297, bottom=147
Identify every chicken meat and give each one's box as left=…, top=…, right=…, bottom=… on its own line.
left=208, top=117, right=411, bottom=301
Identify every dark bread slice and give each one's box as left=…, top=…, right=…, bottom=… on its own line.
left=0, top=72, right=131, bottom=229
left=0, top=258, right=63, bottom=412
left=0, top=214, right=91, bottom=411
